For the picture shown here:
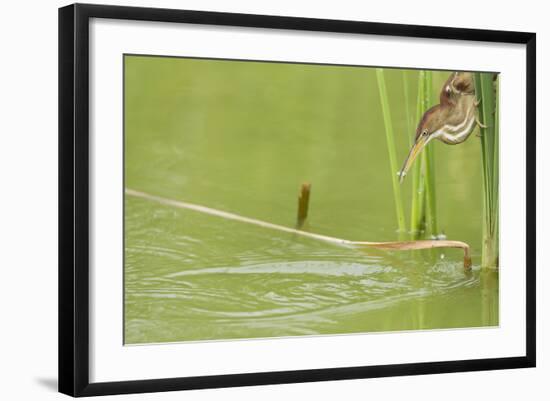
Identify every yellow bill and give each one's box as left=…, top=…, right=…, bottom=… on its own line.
left=399, top=135, right=429, bottom=183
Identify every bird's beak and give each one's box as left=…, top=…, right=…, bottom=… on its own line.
left=399, top=135, right=430, bottom=183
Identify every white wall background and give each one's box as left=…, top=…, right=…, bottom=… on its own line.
left=0, top=0, right=546, bottom=399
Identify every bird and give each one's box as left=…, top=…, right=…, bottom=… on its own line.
left=398, top=72, right=484, bottom=183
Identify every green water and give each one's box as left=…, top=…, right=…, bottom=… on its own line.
left=124, top=55, right=499, bottom=344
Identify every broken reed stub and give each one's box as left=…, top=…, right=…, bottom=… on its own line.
left=297, top=182, right=311, bottom=228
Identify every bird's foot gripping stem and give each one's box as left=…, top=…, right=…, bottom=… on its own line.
left=476, top=116, right=487, bottom=129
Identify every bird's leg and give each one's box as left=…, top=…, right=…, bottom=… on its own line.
left=474, top=98, right=487, bottom=133
left=476, top=115, right=487, bottom=129
left=475, top=116, right=486, bottom=137
left=475, top=127, right=483, bottom=138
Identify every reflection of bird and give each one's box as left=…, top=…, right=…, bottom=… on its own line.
left=399, top=72, right=484, bottom=183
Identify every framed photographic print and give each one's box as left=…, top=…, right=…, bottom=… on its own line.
left=58, top=3, right=536, bottom=397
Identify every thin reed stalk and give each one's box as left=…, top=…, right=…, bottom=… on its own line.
left=410, top=71, right=439, bottom=239
left=402, top=71, right=413, bottom=147
left=376, top=68, right=407, bottom=233
left=126, top=187, right=472, bottom=269
left=422, top=71, right=439, bottom=237
left=474, top=72, right=499, bottom=269
left=409, top=71, right=427, bottom=238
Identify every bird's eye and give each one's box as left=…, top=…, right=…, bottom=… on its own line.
left=422, top=130, right=428, bottom=137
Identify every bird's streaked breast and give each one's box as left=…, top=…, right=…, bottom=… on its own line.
left=435, top=100, right=476, bottom=144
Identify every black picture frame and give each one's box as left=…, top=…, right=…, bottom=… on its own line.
left=59, top=3, right=536, bottom=397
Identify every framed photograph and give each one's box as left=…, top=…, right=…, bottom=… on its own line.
left=59, top=3, right=536, bottom=397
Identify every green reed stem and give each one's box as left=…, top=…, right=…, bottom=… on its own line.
left=474, top=72, right=499, bottom=269
left=402, top=71, right=413, bottom=147
left=410, top=71, right=427, bottom=238
left=409, top=71, right=439, bottom=239
left=376, top=68, right=407, bottom=232
left=493, top=83, right=499, bottom=246
left=422, top=71, right=439, bottom=237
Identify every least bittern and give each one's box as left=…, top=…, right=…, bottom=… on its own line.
left=398, top=72, right=484, bottom=183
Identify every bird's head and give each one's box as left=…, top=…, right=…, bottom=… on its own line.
left=398, top=105, right=445, bottom=183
